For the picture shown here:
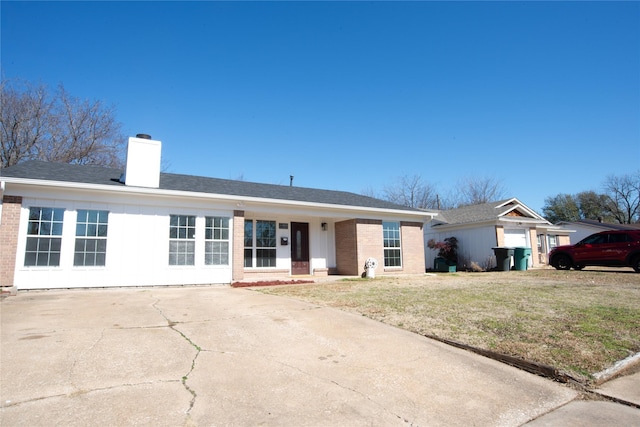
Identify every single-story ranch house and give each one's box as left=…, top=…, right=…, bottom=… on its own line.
left=0, top=135, right=435, bottom=291
left=424, top=198, right=572, bottom=270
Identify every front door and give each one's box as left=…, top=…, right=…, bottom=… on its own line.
left=291, top=222, right=310, bottom=275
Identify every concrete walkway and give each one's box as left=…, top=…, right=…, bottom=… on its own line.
left=1, top=286, right=638, bottom=426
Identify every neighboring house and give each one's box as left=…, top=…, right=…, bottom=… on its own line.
left=0, top=135, right=436, bottom=291
left=423, top=198, right=572, bottom=270
left=556, top=219, right=640, bottom=244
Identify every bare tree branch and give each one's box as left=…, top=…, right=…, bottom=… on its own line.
left=381, top=175, right=439, bottom=209
left=1, top=78, right=126, bottom=168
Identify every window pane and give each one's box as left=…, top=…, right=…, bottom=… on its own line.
left=77, top=209, right=88, bottom=222
left=244, top=221, right=253, bottom=247
left=41, top=208, right=53, bottom=221
left=74, top=253, right=84, bottom=266
left=40, top=222, right=51, bottom=235
left=96, top=253, right=106, bottom=266
left=28, top=221, right=40, bottom=235
left=36, top=253, right=49, bottom=266
left=244, top=248, right=253, bottom=267
left=49, top=253, right=60, bottom=266
left=50, top=238, right=61, bottom=252
left=24, top=252, right=36, bottom=266
left=26, top=237, right=38, bottom=252
left=52, top=208, right=64, bottom=222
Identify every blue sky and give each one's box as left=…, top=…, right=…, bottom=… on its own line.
left=2, top=1, right=639, bottom=213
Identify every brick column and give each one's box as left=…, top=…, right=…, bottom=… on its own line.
left=232, top=210, right=245, bottom=281
left=335, top=219, right=358, bottom=275
left=401, top=221, right=425, bottom=274
left=356, top=219, right=383, bottom=275
left=0, top=196, right=22, bottom=289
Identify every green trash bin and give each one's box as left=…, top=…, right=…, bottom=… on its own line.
left=513, top=247, right=532, bottom=271
left=492, top=247, right=514, bottom=271
left=434, top=257, right=456, bottom=272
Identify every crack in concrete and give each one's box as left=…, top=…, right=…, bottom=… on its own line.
left=271, top=358, right=418, bottom=425
left=68, top=327, right=107, bottom=390
left=151, top=298, right=201, bottom=413
left=1, top=380, right=169, bottom=408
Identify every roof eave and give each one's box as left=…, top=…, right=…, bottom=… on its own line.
left=2, top=177, right=436, bottom=219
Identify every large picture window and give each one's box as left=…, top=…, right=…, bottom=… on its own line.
left=74, top=210, right=109, bottom=266
left=25, top=207, right=64, bottom=267
left=383, top=221, right=402, bottom=267
left=244, top=220, right=276, bottom=268
left=205, top=216, right=230, bottom=265
left=169, top=215, right=195, bottom=265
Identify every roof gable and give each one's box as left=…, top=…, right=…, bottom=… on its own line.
left=432, top=198, right=549, bottom=226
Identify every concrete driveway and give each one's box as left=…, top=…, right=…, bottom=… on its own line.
left=1, top=286, right=638, bottom=426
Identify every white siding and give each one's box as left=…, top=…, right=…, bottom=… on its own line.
left=14, top=194, right=234, bottom=289
left=424, top=225, right=497, bottom=269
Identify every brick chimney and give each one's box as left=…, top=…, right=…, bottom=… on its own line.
left=122, top=134, right=161, bottom=188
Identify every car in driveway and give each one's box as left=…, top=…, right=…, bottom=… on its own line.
left=549, top=230, right=640, bottom=272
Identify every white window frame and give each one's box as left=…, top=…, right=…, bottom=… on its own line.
left=205, top=216, right=230, bottom=265
left=383, top=221, right=402, bottom=268
left=24, top=207, right=65, bottom=267
left=169, top=214, right=196, bottom=266
left=74, top=209, right=109, bottom=267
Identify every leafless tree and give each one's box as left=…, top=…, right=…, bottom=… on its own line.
left=451, top=175, right=507, bottom=207
left=0, top=80, right=51, bottom=167
left=381, top=174, right=439, bottom=209
left=602, top=171, right=640, bottom=224
left=1, top=79, right=126, bottom=168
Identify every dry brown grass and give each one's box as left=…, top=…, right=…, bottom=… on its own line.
left=259, top=268, right=640, bottom=382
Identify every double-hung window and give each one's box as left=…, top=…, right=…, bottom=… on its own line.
left=74, top=210, right=109, bottom=266
left=205, top=216, right=230, bottom=265
left=383, top=221, right=402, bottom=267
left=169, top=215, right=196, bottom=265
left=25, top=207, right=64, bottom=267
left=244, top=220, right=276, bottom=268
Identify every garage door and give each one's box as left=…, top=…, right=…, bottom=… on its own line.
left=504, top=229, right=527, bottom=247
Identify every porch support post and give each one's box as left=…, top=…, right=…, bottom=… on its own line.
left=232, top=210, right=245, bottom=282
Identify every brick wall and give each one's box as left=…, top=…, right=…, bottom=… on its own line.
left=336, top=219, right=426, bottom=276
left=0, top=196, right=22, bottom=288
left=232, top=210, right=245, bottom=281
left=356, top=220, right=384, bottom=276
left=400, top=221, right=425, bottom=274
left=335, top=219, right=358, bottom=275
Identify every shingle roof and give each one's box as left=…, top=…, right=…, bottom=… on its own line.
left=1, top=160, right=421, bottom=212
left=563, top=219, right=640, bottom=231
left=431, top=198, right=546, bottom=225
